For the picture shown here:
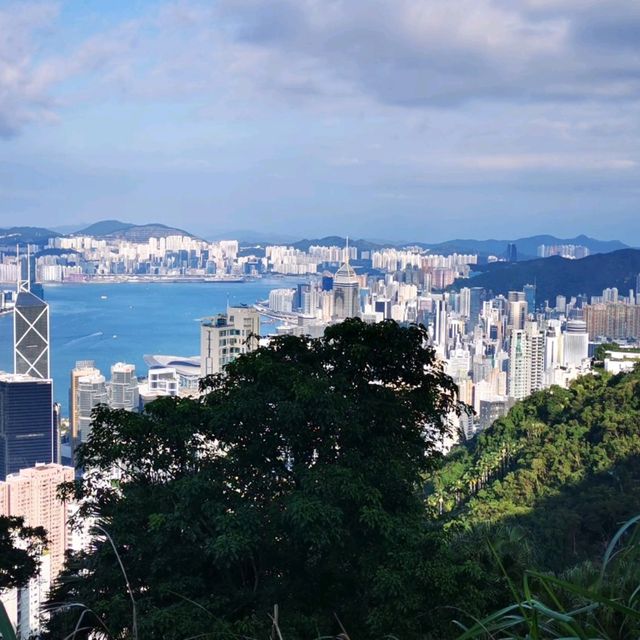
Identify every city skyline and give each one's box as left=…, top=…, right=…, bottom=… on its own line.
left=0, top=1, right=639, bottom=242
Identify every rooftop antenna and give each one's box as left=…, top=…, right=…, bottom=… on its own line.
left=345, top=236, right=350, bottom=265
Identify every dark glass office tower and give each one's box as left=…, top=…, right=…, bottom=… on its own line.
left=14, top=290, right=50, bottom=380
left=0, top=375, right=54, bottom=480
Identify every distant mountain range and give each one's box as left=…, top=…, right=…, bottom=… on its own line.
left=0, top=226, right=61, bottom=247
left=0, top=221, right=632, bottom=263
left=77, top=220, right=197, bottom=241
left=258, top=234, right=630, bottom=258
left=416, top=234, right=629, bottom=258
left=454, top=248, right=640, bottom=302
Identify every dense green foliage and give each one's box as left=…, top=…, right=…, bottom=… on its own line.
left=428, top=367, right=640, bottom=564
left=45, top=323, right=640, bottom=639
left=457, top=516, right=640, bottom=639
left=0, top=515, right=47, bottom=592
left=46, top=319, right=462, bottom=639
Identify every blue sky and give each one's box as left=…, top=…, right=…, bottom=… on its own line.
left=0, top=0, right=639, bottom=242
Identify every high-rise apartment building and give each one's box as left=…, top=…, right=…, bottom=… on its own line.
left=200, top=305, right=260, bottom=377
left=0, top=374, right=54, bottom=481
left=527, top=322, right=545, bottom=393
left=584, top=303, right=640, bottom=340
left=0, top=463, right=74, bottom=639
left=108, top=362, right=139, bottom=411
left=508, top=294, right=528, bottom=331
left=0, top=463, right=74, bottom=582
left=508, top=330, right=531, bottom=400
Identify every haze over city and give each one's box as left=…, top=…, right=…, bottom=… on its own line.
left=1, top=0, right=639, bottom=242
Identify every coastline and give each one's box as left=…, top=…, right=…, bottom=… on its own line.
left=0, top=275, right=255, bottom=286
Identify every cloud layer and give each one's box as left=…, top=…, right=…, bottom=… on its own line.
left=0, top=0, right=638, bottom=239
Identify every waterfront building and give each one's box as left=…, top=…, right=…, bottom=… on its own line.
left=108, top=362, right=139, bottom=411
left=0, top=374, right=54, bottom=481
left=69, top=360, right=100, bottom=441
left=76, top=372, right=108, bottom=443
left=200, top=305, right=260, bottom=376
left=269, top=288, right=296, bottom=313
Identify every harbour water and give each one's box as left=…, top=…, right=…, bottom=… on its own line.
left=0, top=279, right=302, bottom=412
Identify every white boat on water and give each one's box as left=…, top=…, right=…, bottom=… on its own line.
left=100, top=295, right=108, bottom=300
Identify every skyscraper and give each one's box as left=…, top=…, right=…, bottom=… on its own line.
left=0, top=374, right=54, bottom=480
left=508, top=330, right=530, bottom=400
left=109, top=362, right=139, bottom=411
left=76, top=372, right=108, bottom=444
left=523, top=284, right=536, bottom=313
left=467, top=287, right=485, bottom=332
left=507, top=243, right=518, bottom=263
left=333, top=255, right=360, bottom=321
left=69, top=360, right=100, bottom=442
left=14, top=291, right=50, bottom=380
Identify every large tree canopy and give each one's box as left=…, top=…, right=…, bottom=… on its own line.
left=47, top=319, right=463, bottom=639
left=0, top=516, right=47, bottom=593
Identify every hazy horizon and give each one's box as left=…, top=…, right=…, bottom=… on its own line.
left=1, top=1, right=639, bottom=243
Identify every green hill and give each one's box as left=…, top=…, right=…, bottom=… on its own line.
left=453, top=248, right=640, bottom=301
left=0, top=226, right=59, bottom=247
left=76, top=220, right=197, bottom=241
left=427, top=366, right=640, bottom=570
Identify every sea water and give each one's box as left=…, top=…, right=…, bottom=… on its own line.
left=0, top=278, right=302, bottom=412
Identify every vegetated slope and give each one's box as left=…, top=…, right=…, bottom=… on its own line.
left=426, top=365, right=640, bottom=570
left=452, top=248, right=640, bottom=301
left=77, top=220, right=196, bottom=241
left=77, top=219, right=134, bottom=236
left=0, top=226, right=59, bottom=247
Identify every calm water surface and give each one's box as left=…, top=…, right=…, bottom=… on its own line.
left=0, top=279, right=300, bottom=412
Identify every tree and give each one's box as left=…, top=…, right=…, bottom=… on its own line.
left=0, top=516, right=47, bottom=592
left=47, top=319, right=464, bottom=639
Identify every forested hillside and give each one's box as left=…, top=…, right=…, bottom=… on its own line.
left=427, top=366, right=640, bottom=571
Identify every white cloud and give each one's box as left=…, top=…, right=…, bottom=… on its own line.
left=0, top=2, right=60, bottom=136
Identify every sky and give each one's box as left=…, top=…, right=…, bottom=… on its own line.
left=0, top=0, right=639, bottom=243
